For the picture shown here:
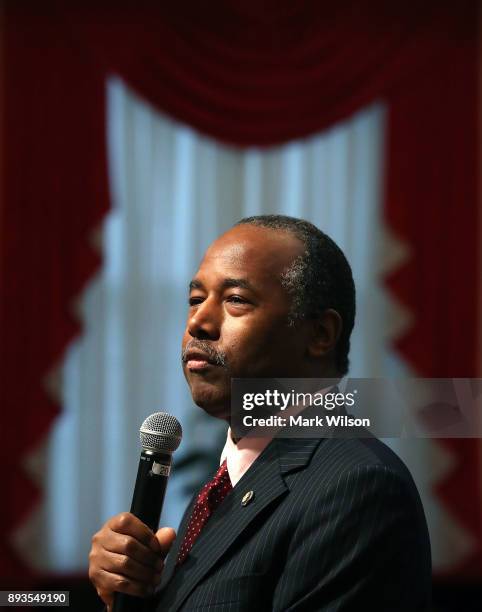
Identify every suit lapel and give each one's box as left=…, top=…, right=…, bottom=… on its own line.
left=158, top=436, right=322, bottom=612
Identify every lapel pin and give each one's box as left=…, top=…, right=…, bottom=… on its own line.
left=241, top=490, right=254, bottom=506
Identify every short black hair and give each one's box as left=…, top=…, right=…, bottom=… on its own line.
left=235, top=215, right=356, bottom=375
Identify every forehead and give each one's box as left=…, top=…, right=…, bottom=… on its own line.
left=194, top=225, right=304, bottom=285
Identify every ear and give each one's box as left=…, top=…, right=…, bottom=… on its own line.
left=307, top=309, right=343, bottom=359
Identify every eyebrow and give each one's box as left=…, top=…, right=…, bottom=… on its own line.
left=189, top=277, right=257, bottom=293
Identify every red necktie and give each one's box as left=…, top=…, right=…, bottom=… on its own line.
left=177, top=460, right=232, bottom=565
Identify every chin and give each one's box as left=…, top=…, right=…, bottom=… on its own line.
left=189, top=381, right=231, bottom=420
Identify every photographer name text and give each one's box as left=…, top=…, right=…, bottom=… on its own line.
left=242, top=414, right=370, bottom=428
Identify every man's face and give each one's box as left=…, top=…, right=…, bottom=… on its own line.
left=181, top=224, right=309, bottom=419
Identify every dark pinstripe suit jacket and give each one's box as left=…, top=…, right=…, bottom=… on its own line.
left=151, top=435, right=431, bottom=611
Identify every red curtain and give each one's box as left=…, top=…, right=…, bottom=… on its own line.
left=1, top=3, right=110, bottom=579
left=1, top=0, right=479, bottom=578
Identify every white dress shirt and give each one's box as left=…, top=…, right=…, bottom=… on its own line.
left=219, top=428, right=272, bottom=487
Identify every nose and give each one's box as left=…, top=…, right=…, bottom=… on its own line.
left=187, top=297, right=221, bottom=340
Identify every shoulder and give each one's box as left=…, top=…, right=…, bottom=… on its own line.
left=305, top=435, right=420, bottom=493
left=278, top=436, right=431, bottom=562
left=277, top=436, right=429, bottom=538
left=272, top=437, right=432, bottom=610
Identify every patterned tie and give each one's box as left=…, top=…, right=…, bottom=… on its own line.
left=177, top=460, right=232, bottom=565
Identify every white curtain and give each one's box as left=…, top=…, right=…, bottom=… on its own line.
left=31, top=77, right=467, bottom=573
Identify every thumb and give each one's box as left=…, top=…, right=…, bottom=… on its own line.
left=154, top=527, right=176, bottom=558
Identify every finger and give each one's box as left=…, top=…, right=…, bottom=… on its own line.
left=109, top=513, right=160, bottom=552
left=96, top=568, right=154, bottom=599
left=154, top=527, right=176, bottom=558
left=96, top=589, right=113, bottom=608
left=103, top=531, right=163, bottom=568
left=102, top=550, right=159, bottom=585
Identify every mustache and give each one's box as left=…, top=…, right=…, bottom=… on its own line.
left=181, top=340, right=228, bottom=368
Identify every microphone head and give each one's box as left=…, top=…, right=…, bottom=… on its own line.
left=140, top=412, right=182, bottom=454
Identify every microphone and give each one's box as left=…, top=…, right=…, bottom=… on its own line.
left=113, top=412, right=182, bottom=612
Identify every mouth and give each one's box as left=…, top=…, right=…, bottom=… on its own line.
left=184, top=351, right=217, bottom=372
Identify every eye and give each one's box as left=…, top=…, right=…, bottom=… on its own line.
left=188, top=296, right=204, bottom=306
left=226, top=295, right=248, bottom=304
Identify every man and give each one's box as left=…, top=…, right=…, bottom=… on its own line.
left=89, top=215, right=432, bottom=610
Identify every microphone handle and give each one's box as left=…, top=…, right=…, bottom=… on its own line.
left=112, top=450, right=172, bottom=612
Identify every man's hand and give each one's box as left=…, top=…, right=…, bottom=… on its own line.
left=88, top=513, right=176, bottom=610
